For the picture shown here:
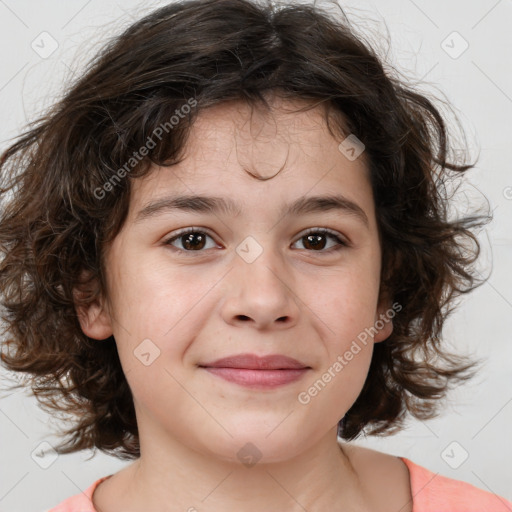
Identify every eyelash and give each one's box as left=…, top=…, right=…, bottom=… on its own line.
left=163, top=227, right=349, bottom=255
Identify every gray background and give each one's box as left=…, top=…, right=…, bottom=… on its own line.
left=0, top=0, right=511, bottom=510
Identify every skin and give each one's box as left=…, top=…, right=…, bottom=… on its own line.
left=77, top=95, right=412, bottom=512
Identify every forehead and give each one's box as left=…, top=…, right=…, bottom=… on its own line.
left=185, top=96, right=351, bottom=174
left=127, top=97, right=376, bottom=230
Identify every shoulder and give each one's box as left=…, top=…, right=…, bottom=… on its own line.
left=401, top=457, right=512, bottom=512
left=46, top=476, right=111, bottom=512
left=341, top=442, right=512, bottom=512
left=341, top=442, right=414, bottom=511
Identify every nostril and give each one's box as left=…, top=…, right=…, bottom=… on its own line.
left=236, top=315, right=251, bottom=321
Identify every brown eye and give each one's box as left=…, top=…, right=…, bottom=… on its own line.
left=165, top=229, right=217, bottom=252
left=302, top=233, right=328, bottom=250
left=293, top=229, right=347, bottom=253
left=181, top=232, right=207, bottom=250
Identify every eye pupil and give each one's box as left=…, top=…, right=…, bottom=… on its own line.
left=304, top=234, right=326, bottom=250
left=183, top=233, right=206, bottom=250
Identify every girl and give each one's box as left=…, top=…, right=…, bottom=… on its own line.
left=1, top=0, right=510, bottom=510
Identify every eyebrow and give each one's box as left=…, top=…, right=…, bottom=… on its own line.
left=134, top=193, right=369, bottom=228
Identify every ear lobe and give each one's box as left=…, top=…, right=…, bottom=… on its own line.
left=76, top=300, right=113, bottom=340
left=73, top=271, right=113, bottom=341
left=373, top=295, right=394, bottom=344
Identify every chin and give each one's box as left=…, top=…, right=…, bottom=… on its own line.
left=203, top=427, right=306, bottom=465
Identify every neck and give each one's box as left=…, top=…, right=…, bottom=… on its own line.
left=98, top=428, right=371, bottom=512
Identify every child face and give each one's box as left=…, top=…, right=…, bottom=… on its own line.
left=79, top=96, right=392, bottom=462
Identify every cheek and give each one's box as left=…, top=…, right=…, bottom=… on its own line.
left=310, top=270, right=378, bottom=396
left=316, top=263, right=381, bottom=345
left=108, top=256, right=211, bottom=334
left=108, top=264, right=221, bottom=383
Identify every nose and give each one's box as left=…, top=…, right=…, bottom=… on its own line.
left=220, top=246, right=301, bottom=331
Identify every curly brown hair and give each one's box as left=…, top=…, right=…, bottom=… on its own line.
left=0, top=0, right=491, bottom=460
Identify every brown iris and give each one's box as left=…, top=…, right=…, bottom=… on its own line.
left=181, top=232, right=207, bottom=250
left=302, top=233, right=328, bottom=250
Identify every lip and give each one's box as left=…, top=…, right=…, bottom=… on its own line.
left=199, top=353, right=310, bottom=370
left=198, top=353, right=311, bottom=389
